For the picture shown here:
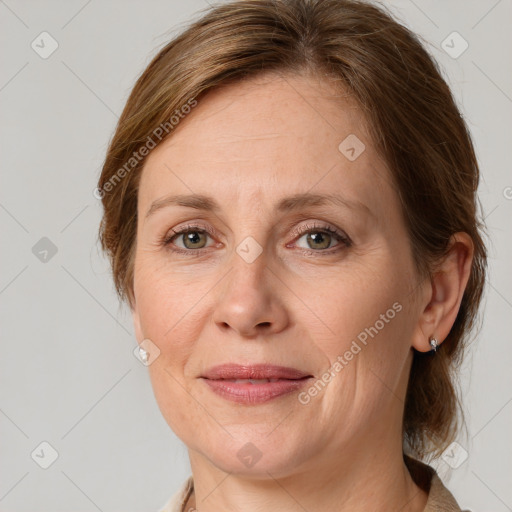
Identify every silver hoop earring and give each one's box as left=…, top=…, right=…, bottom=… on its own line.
left=138, top=347, right=149, bottom=364
left=429, top=337, right=439, bottom=353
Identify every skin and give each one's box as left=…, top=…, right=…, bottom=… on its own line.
left=131, top=70, right=474, bottom=512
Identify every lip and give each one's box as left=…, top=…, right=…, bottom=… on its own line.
left=200, top=364, right=313, bottom=404
left=201, top=363, right=311, bottom=380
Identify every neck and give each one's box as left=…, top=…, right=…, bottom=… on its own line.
left=185, top=433, right=428, bottom=512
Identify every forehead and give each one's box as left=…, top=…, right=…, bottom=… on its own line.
left=139, top=71, right=396, bottom=219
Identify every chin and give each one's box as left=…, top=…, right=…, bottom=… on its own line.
left=192, top=430, right=316, bottom=479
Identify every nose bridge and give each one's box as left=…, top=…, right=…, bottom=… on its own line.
left=225, top=236, right=270, bottom=305
left=212, top=234, right=288, bottom=337
left=222, top=193, right=270, bottom=286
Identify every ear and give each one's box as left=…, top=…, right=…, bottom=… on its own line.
left=131, top=300, right=144, bottom=344
left=411, top=233, right=474, bottom=352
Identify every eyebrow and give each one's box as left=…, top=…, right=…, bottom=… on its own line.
left=145, top=192, right=372, bottom=220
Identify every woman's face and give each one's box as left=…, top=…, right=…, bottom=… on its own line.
left=132, top=72, right=426, bottom=477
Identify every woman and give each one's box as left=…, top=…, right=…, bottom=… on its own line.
left=97, top=0, right=487, bottom=510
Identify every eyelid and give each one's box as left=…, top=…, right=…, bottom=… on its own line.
left=169, top=222, right=217, bottom=238
left=162, top=222, right=218, bottom=247
left=288, top=221, right=351, bottom=245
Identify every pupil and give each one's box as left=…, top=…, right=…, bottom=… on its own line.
left=185, top=232, right=204, bottom=248
left=308, top=232, right=330, bottom=249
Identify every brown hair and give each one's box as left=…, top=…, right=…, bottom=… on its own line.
left=97, top=0, right=487, bottom=460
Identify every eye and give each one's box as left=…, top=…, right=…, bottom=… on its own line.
left=162, top=224, right=217, bottom=253
left=289, top=222, right=351, bottom=254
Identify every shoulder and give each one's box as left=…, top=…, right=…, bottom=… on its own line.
left=404, top=454, right=470, bottom=512
left=157, top=475, right=194, bottom=512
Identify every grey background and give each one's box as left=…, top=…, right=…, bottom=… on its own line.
left=0, top=0, right=511, bottom=510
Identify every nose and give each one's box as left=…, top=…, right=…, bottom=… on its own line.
left=212, top=249, right=290, bottom=338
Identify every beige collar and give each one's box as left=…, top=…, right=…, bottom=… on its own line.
left=404, top=455, right=463, bottom=511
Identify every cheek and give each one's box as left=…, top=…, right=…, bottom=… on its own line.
left=134, top=255, right=208, bottom=330
left=301, top=260, right=405, bottom=356
left=304, top=258, right=414, bottom=408
left=147, top=361, right=212, bottom=446
left=134, top=262, right=215, bottom=434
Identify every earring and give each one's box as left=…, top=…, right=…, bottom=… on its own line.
left=429, top=336, right=439, bottom=353
left=138, top=346, right=149, bottom=364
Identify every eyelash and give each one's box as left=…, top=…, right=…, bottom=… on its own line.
left=160, top=222, right=352, bottom=257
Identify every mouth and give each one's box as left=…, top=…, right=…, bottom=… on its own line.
left=216, top=378, right=292, bottom=383
left=200, top=364, right=313, bottom=404
left=200, top=363, right=312, bottom=380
